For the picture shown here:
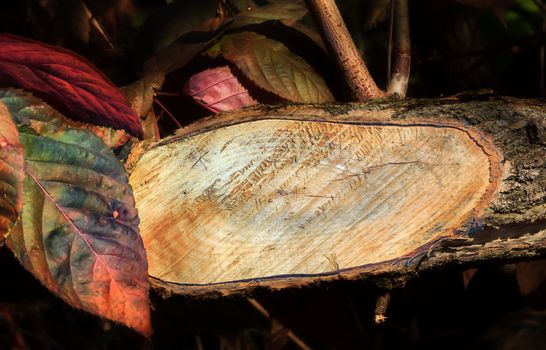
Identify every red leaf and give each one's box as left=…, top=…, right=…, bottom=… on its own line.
left=0, top=34, right=142, bottom=137
left=183, top=66, right=257, bottom=113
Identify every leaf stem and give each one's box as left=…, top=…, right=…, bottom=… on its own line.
left=387, top=0, right=411, bottom=98
left=304, top=0, right=384, bottom=101
left=154, top=98, right=183, bottom=128
left=387, top=0, right=395, bottom=84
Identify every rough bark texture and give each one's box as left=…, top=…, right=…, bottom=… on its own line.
left=127, top=93, right=546, bottom=298
left=304, top=0, right=384, bottom=100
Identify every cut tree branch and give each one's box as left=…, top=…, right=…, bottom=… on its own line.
left=126, top=94, right=546, bottom=298
left=374, top=291, right=391, bottom=324
left=304, top=0, right=384, bottom=101
left=387, top=0, right=411, bottom=97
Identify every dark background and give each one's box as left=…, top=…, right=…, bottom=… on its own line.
left=1, top=0, right=546, bottom=349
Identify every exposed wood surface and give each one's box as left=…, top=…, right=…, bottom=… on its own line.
left=123, top=94, right=546, bottom=298
left=131, top=117, right=499, bottom=286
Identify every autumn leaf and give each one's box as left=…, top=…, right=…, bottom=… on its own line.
left=122, top=74, right=165, bottom=141
left=0, top=101, right=24, bottom=240
left=229, top=0, right=258, bottom=12
left=122, top=73, right=165, bottom=117
left=141, top=109, right=160, bottom=141
left=2, top=89, right=132, bottom=149
left=208, top=32, right=334, bottom=103
left=72, top=124, right=132, bottom=149
left=232, top=0, right=308, bottom=27
left=1, top=90, right=151, bottom=336
left=142, top=27, right=230, bottom=76
left=135, top=0, right=224, bottom=62
left=183, top=66, right=257, bottom=113
left=286, top=21, right=327, bottom=51
left=231, top=0, right=326, bottom=51
left=0, top=34, right=142, bottom=137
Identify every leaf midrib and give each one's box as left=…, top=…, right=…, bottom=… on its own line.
left=25, top=168, right=128, bottom=303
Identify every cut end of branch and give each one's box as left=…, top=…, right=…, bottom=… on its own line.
left=129, top=110, right=502, bottom=296
left=374, top=291, right=392, bottom=325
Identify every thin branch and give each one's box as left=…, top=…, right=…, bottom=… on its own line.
left=387, top=0, right=395, bottom=83
left=373, top=291, right=391, bottom=324
left=155, top=91, right=181, bottom=97
left=0, top=305, right=27, bottom=350
left=387, top=0, right=411, bottom=97
left=154, top=98, right=183, bottom=128
left=304, top=0, right=384, bottom=101
left=247, top=298, right=312, bottom=350
left=80, top=0, right=115, bottom=49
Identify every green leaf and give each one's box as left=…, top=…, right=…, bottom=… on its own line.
left=229, top=0, right=257, bottom=11
left=2, top=89, right=132, bottom=149
left=1, top=90, right=151, bottom=336
left=513, top=0, right=541, bottom=13
left=232, top=0, right=308, bottom=27
left=208, top=32, right=334, bottom=103
left=0, top=101, right=24, bottom=240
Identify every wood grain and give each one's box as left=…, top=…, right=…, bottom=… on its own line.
left=129, top=115, right=501, bottom=288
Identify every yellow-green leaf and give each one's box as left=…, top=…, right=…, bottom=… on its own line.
left=208, top=32, right=334, bottom=103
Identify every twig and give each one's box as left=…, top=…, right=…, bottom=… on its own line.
left=0, top=305, right=27, bottom=350
left=387, top=0, right=411, bottom=98
left=80, top=0, right=115, bottom=49
left=304, top=0, right=384, bottom=101
left=373, top=291, right=391, bottom=324
left=194, top=335, right=204, bottom=350
left=247, top=298, right=312, bottom=350
left=387, top=0, right=395, bottom=83
left=156, top=91, right=181, bottom=97
left=154, top=98, right=183, bottom=129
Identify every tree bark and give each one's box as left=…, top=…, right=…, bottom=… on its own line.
left=127, top=93, right=546, bottom=298
left=304, top=0, right=384, bottom=100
